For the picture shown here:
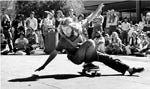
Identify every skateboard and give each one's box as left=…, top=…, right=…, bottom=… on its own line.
left=79, top=67, right=101, bottom=77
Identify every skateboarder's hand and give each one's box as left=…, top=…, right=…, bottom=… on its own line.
left=35, top=66, right=45, bottom=72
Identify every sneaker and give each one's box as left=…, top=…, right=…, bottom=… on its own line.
left=129, top=67, right=144, bottom=76
left=83, top=63, right=99, bottom=69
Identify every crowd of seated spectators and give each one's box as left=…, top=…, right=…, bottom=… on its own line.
left=1, top=9, right=150, bottom=56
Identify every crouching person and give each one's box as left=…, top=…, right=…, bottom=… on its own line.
left=35, top=36, right=144, bottom=76
left=35, top=4, right=144, bottom=76
left=35, top=23, right=144, bottom=76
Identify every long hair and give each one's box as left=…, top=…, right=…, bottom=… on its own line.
left=111, top=32, right=121, bottom=43
left=2, top=14, right=11, bottom=22
left=56, top=10, right=64, bottom=18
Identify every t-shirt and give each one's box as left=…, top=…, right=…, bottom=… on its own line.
left=42, top=18, right=53, bottom=27
left=93, top=15, right=104, bottom=26
left=121, top=22, right=130, bottom=31
left=15, top=38, right=29, bottom=45
left=26, top=17, right=38, bottom=31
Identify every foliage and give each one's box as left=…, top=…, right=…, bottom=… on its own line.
left=0, top=0, right=16, bottom=20
left=15, top=0, right=84, bottom=18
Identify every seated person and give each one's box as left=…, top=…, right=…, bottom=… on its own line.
left=104, top=34, right=111, bottom=47
left=14, top=33, right=30, bottom=54
left=93, top=31, right=105, bottom=53
left=26, top=26, right=37, bottom=49
left=26, top=19, right=38, bottom=46
left=128, top=31, right=141, bottom=55
left=139, top=33, right=150, bottom=55
left=106, top=32, right=125, bottom=55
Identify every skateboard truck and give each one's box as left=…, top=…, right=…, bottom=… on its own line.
left=81, top=66, right=101, bottom=77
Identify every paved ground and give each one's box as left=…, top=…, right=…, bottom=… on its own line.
left=1, top=54, right=150, bottom=89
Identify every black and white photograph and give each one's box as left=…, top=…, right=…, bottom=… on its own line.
left=0, top=0, right=150, bottom=89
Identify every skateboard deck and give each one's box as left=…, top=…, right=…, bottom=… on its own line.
left=79, top=68, right=101, bottom=77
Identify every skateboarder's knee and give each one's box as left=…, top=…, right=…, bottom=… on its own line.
left=86, top=39, right=96, bottom=47
left=67, top=55, right=83, bottom=65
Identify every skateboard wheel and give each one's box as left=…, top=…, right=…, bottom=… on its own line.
left=96, top=73, right=101, bottom=76
left=91, top=73, right=96, bottom=77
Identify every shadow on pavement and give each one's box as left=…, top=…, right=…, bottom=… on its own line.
left=8, top=74, right=81, bottom=82
left=8, top=73, right=138, bottom=82
left=101, top=74, right=139, bottom=77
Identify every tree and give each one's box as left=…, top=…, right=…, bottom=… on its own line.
left=65, top=0, right=84, bottom=16
left=0, top=0, right=16, bottom=20
left=15, top=0, right=84, bottom=18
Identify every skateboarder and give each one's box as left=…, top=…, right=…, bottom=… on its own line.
left=35, top=4, right=144, bottom=76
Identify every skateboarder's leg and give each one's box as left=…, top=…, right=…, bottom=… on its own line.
left=68, top=39, right=97, bottom=65
left=96, top=52, right=144, bottom=75
left=82, top=39, right=99, bottom=69
left=97, top=52, right=129, bottom=74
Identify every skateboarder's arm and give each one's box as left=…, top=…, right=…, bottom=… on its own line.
left=86, top=3, right=104, bottom=24
left=35, top=50, right=58, bottom=71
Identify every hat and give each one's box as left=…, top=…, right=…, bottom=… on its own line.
left=96, top=31, right=101, bottom=35
left=61, top=18, right=72, bottom=25
left=44, top=11, right=53, bottom=16
left=146, top=12, right=150, bottom=16
left=31, top=11, right=35, bottom=15
left=57, top=10, right=62, bottom=13
left=69, top=9, right=74, bottom=12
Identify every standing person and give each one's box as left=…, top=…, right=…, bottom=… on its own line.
left=106, top=10, right=118, bottom=36
left=91, top=9, right=104, bottom=39
left=12, top=14, right=22, bottom=41
left=36, top=17, right=44, bottom=49
left=1, top=14, right=13, bottom=53
left=55, top=10, right=65, bottom=43
left=55, top=10, right=65, bottom=28
left=41, top=11, right=57, bottom=54
left=35, top=4, right=144, bottom=76
left=41, top=11, right=55, bottom=40
left=50, top=10, right=56, bottom=29
left=25, top=11, right=38, bottom=44
left=68, top=9, right=77, bottom=22
left=121, top=17, right=131, bottom=46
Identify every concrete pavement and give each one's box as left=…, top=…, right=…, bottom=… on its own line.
left=1, top=54, right=150, bottom=89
